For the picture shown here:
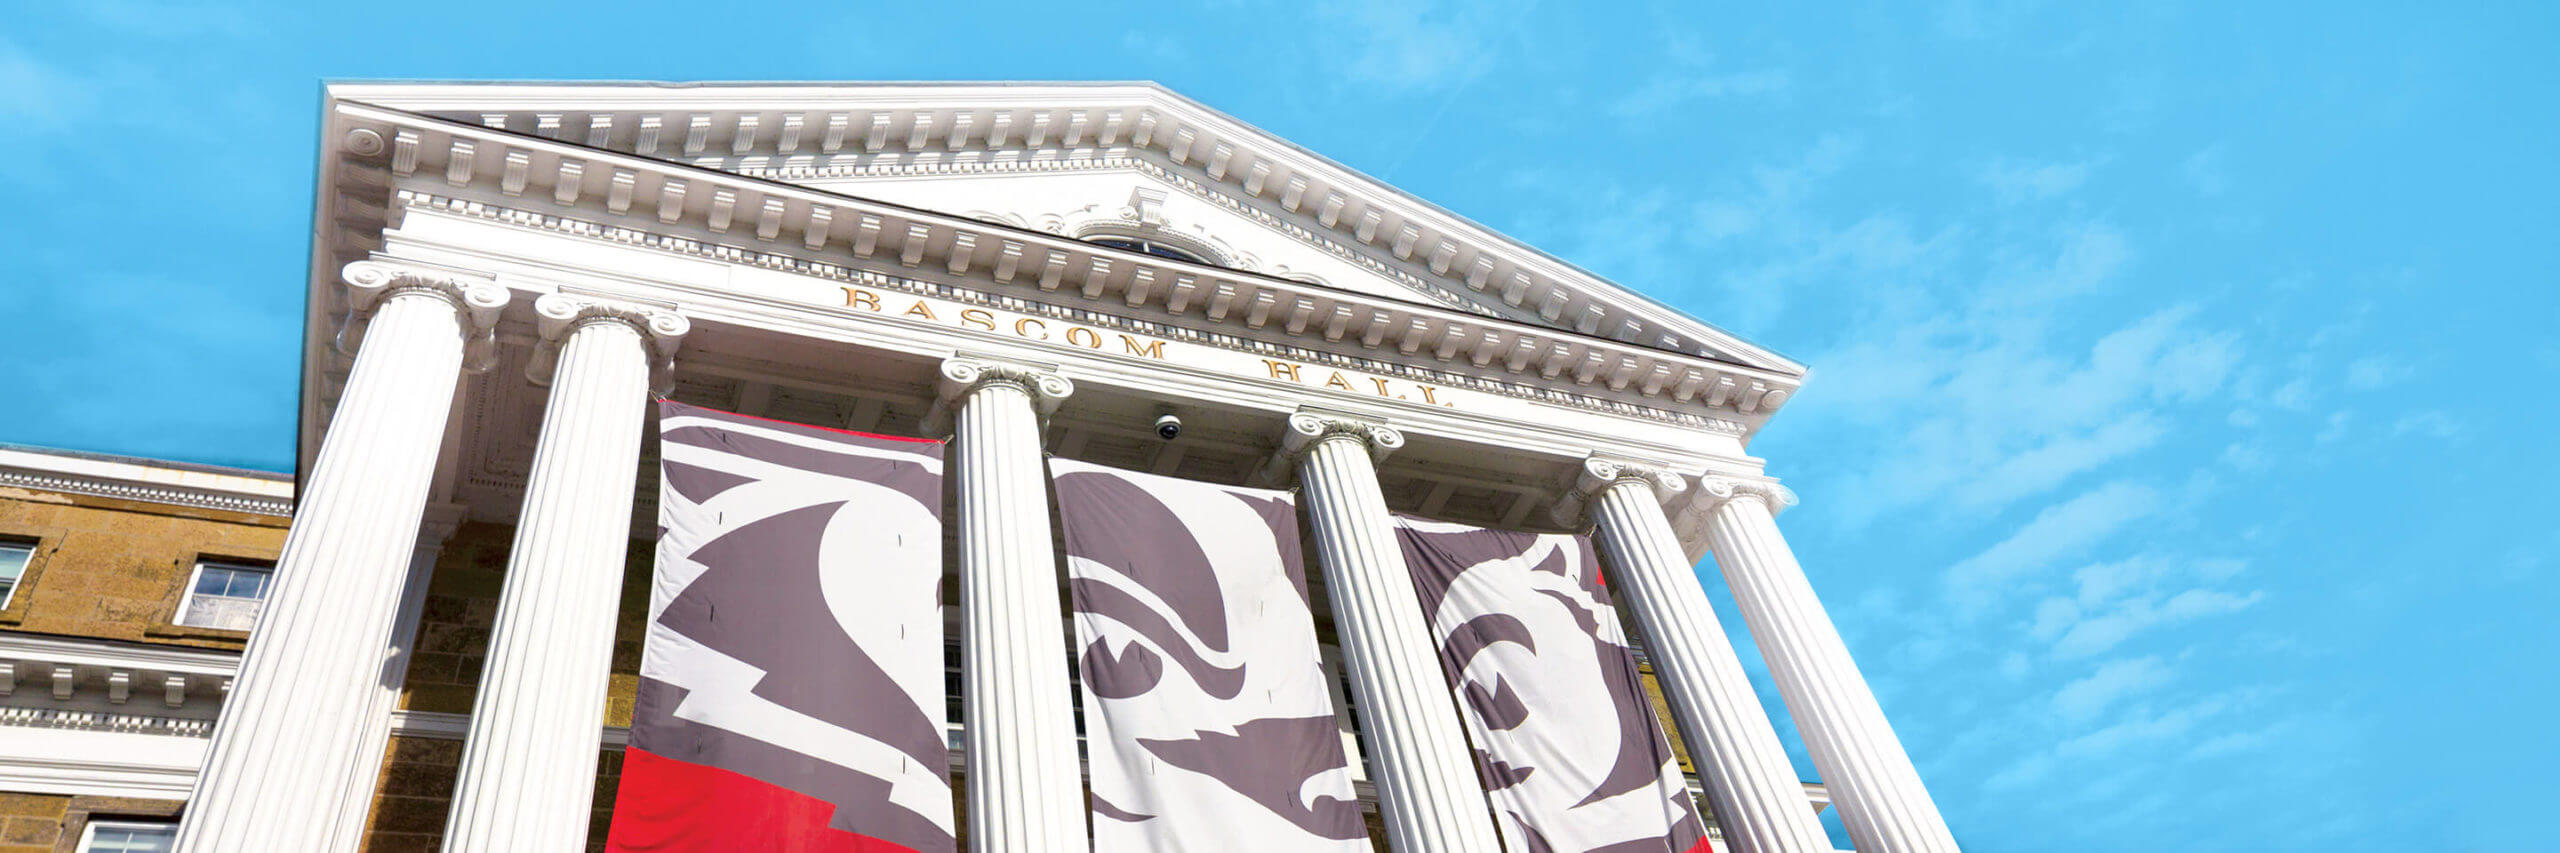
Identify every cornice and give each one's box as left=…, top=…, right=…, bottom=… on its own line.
left=0, top=447, right=291, bottom=517
left=388, top=187, right=1752, bottom=437
left=0, top=633, right=238, bottom=715
left=324, top=82, right=1807, bottom=377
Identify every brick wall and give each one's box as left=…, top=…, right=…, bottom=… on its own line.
left=0, top=487, right=287, bottom=649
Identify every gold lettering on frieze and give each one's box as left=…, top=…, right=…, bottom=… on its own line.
left=829, top=287, right=1458, bottom=409
left=1254, top=357, right=1456, bottom=408
left=834, top=286, right=1168, bottom=363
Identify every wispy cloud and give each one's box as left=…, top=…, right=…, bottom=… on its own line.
left=2052, top=656, right=2172, bottom=721
left=2343, top=355, right=2414, bottom=390
left=1946, top=481, right=2159, bottom=609
left=1313, top=0, right=1531, bottom=95
left=0, top=39, right=96, bottom=129
left=1978, top=157, right=2095, bottom=204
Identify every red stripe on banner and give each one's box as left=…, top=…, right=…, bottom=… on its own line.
left=1682, top=836, right=1717, bottom=853
left=605, top=748, right=922, bottom=853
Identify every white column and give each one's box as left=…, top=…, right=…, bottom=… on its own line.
left=443, top=295, right=687, bottom=851
left=937, top=358, right=1086, bottom=853
left=1695, top=476, right=1960, bottom=853
left=177, top=261, right=507, bottom=852
left=326, top=502, right=467, bottom=851
left=1567, top=459, right=1833, bottom=853
left=1281, top=412, right=1503, bottom=853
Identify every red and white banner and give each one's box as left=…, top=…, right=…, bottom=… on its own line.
left=607, top=401, right=953, bottom=853
left=1051, top=458, right=1371, bottom=851
left=1392, top=517, right=1710, bottom=853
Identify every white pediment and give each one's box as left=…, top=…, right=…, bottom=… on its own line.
left=794, top=167, right=1459, bottom=305
left=327, top=81, right=1802, bottom=377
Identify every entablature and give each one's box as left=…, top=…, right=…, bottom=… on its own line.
left=316, top=102, right=1796, bottom=437
left=328, top=82, right=1804, bottom=377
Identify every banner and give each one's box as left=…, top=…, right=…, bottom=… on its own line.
left=1050, top=459, right=1371, bottom=851
left=1392, top=517, right=1709, bottom=853
left=608, top=401, right=953, bottom=853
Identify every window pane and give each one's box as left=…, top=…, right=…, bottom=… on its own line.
left=85, top=824, right=176, bottom=853
left=182, top=564, right=270, bottom=631
left=0, top=543, right=31, bottom=582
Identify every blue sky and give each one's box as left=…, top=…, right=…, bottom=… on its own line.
left=4, top=2, right=2553, bottom=849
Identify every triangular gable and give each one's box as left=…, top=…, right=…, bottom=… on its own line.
left=328, top=81, right=1802, bottom=377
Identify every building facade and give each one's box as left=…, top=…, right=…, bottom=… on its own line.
left=0, top=82, right=1955, bottom=852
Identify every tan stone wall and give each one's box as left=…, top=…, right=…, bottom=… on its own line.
left=362, top=521, right=650, bottom=844
left=0, top=487, right=288, bottom=649
left=0, top=791, right=183, bottom=853
left=392, top=521, right=652, bottom=726
left=359, top=736, right=621, bottom=852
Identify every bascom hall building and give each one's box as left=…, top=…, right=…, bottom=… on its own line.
left=0, top=82, right=1959, bottom=853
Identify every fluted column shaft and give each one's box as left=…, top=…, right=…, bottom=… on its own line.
left=1701, top=480, right=1959, bottom=853
left=942, top=359, right=1086, bottom=853
left=1580, top=464, right=1832, bottom=853
left=327, top=503, right=466, bottom=851
left=443, top=297, right=685, bottom=851
left=177, top=262, right=506, bottom=852
left=1287, top=414, right=1503, bottom=853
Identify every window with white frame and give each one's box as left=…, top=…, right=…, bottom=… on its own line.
left=177, top=560, right=272, bottom=631
left=78, top=821, right=176, bottom=853
left=0, top=540, right=33, bottom=609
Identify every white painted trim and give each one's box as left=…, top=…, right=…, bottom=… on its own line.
left=0, top=725, right=206, bottom=799
left=0, top=633, right=241, bottom=679
left=0, top=446, right=291, bottom=517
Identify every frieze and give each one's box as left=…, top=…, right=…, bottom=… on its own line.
left=394, top=190, right=1751, bottom=436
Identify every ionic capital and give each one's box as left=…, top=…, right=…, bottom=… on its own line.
left=1261, top=410, right=1403, bottom=484
left=1281, top=411, right=1404, bottom=461
left=937, top=357, right=1076, bottom=413
left=924, top=357, right=1074, bottom=438
left=1692, top=475, right=1799, bottom=518
left=526, top=293, right=690, bottom=392
left=1551, top=456, right=1687, bottom=528
left=336, top=260, right=510, bottom=373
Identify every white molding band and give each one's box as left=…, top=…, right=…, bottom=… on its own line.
left=0, top=447, right=292, bottom=517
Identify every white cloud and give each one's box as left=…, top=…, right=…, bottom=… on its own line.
left=2056, top=692, right=2232, bottom=757
left=2052, top=656, right=2171, bottom=721
left=0, top=39, right=95, bottom=129
left=2391, top=410, right=2462, bottom=440
left=2022, top=556, right=2264, bottom=658
left=2183, top=144, right=2230, bottom=197
left=2343, top=356, right=2414, bottom=390
left=1946, top=481, right=2158, bottom=609
left=1608, top=67, right=1789, bottom=117
left=1314, top=0, right=1531, bottom=94
left=1979, top=157, right=2095, bottom=203
left=2050, top=588, right=2261, bottom=659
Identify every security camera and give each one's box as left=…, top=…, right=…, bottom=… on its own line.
left=1153, top=410, right=1183, bottom=441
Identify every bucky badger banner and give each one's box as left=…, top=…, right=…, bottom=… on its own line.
left=1393, top=517, right=1710, bottom=853
left=607, top=401, right=953, bottom=853
left=1050, top=459, right=1370, bottom=851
